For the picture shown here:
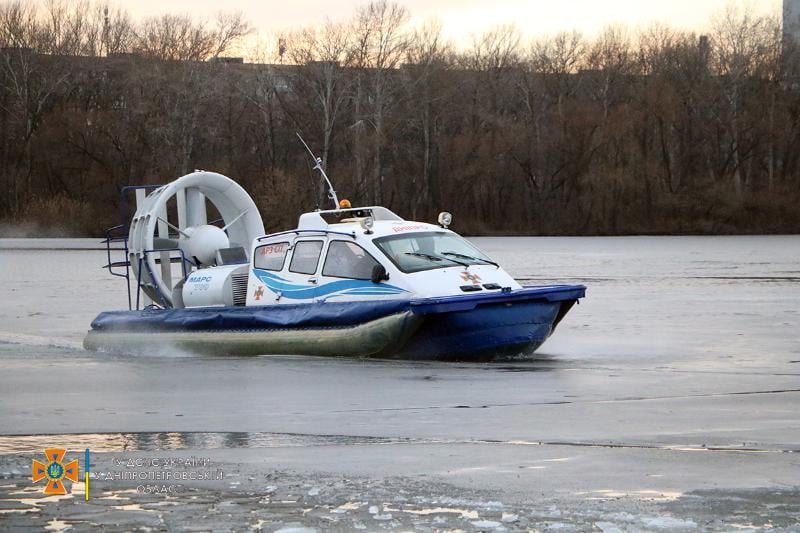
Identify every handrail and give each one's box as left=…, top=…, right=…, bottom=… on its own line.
left=256, top=229, right=356, bottom=242
left=102, top=184, right=173, bottom=311
left=103, top=224, right=132, bottom=309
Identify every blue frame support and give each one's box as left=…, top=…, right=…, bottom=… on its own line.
left=135, top=248, right=194, bottom=311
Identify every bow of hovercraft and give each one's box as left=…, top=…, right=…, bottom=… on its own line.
left=400, top=285, right=585, bottom=361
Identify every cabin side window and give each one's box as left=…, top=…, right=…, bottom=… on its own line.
left=254, top=242, right=289, bottom=271
left=322, top=241, right=379, bottom=280
left=289, top=240, right=323, bottom=275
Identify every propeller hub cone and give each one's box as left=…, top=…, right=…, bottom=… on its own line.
left=181, top=225, right=230, bottom=266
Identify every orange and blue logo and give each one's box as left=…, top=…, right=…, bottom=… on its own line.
left=460, top=271, right=482, bottom=284
left=254, top=286, right=265, bottom=300
left=32, top=448, right=78, bottom=495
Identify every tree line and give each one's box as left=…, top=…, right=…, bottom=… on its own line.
left=1, top=0, right=798, bottom=236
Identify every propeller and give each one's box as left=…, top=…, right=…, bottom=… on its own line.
left=127, top=171, right=265, bottom=308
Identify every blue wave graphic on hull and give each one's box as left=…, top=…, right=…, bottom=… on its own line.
left=253, top=270, right=407, bottom=300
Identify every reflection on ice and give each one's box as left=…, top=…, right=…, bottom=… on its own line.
left=576, top=489, right=683, bottom=502
left=0, top=431, right=411, bottom=454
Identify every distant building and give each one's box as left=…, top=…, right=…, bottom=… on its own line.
left=210, top=57, right=244, bottom=64
left=784, top=0, right=800, bottom=47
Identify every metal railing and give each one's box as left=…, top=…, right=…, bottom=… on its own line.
left=256, top=229, right=356, bottom=242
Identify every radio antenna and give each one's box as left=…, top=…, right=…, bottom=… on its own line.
left=296, top=133, right=339, bottom=210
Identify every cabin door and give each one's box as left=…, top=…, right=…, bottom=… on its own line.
left=266, top=238, right=324, bottom=303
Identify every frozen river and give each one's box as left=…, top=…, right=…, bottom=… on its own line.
left=2, top=235, right=798, bottom=369
left=0, top=236, right=798, bottom=531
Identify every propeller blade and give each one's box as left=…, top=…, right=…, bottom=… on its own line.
left=157, top=216, right=191, bottom=238
left=221, top=210, right=248, bottom=232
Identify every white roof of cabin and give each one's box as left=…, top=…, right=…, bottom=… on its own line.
left=297, top=206, right=404, bottom=231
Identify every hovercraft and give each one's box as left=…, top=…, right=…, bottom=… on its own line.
left=85, top=144, right=585, bottom=360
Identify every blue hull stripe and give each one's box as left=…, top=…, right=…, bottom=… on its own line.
left=253, top=270, right=407, bottom=300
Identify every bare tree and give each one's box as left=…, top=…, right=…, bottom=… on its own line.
left=0, top=1, right=72, bottom=213
left=530, top=31, right=585, bottom=201
left=134, top=14, right=214, bottom=61
left=351, top=0, right=408, bottom=204
left=212, top=11, right=251, bottom=59
left=0, top=0, right=798, bottom=236
left=711, top=4, right=775, bottom=195
left=403, top=19, right=451, bottom=217
left=287, top=19, right=353, bottom=203
left=587, top=25, right=633, bottom=119
left=103, top=6, right=134, bottom=55
left=457, top=25, right=520, bottom=222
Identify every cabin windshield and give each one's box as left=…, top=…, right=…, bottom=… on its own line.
left=374, top=231, right=493, bottom=273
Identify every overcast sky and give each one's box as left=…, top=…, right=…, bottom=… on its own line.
left=127, top=0, right=782, bottom=47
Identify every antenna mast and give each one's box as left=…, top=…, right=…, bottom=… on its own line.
left=296, top=133, right=339, bottom=210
